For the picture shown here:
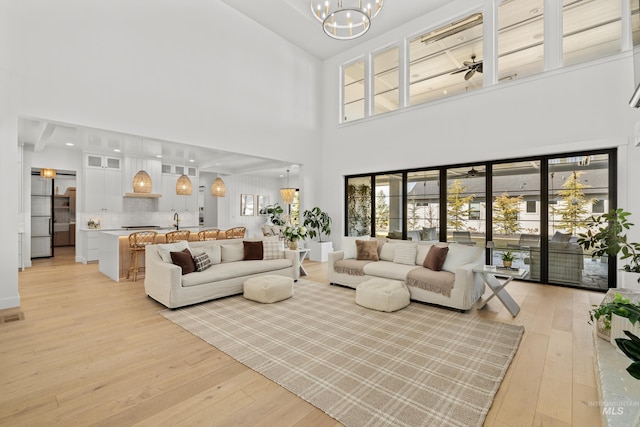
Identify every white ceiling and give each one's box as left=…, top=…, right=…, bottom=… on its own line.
left=19, top=117, right=298, bottom=179
left=220, top=0, right=451, bottom=59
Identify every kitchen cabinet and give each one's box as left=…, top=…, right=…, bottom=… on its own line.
left=84, top=165, right=123, bottom=212
left=78, top=230, right=101, bottom=262
left=86, top=154, right=121, bottom=170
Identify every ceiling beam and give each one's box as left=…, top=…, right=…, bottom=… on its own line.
left=33, top=121, right=55, bottom=152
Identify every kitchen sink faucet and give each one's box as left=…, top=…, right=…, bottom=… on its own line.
left=173, top=212, right=180, bottom=230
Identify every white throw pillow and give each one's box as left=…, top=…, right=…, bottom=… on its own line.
left=393, top=242, right=418, bottom=265
left=191, top=244, right=222, bottom=265
left=263, top=240, right=285, bottom=260
left=379, top=242, right=396, bottom=261
left=415, top=242, right=434, bottom=265
left=342, top=236, right=369, bottom=259
left=442, top=243, right=482, bottom=272
left=221, top=243, right=244, bottom=263
left=157, top=240, right=190, bottom=263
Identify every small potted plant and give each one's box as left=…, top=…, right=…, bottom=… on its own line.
left=501, top=250, right=516, bottom=268
left=260, top=203, right=286, bottom=226
left=283, top=225, right=308, bottom=250
left=578, top=208, right=640, bottom=287
left=302, top=207, right=333, bottom=262
left=590, top=293, right=640, bottom=343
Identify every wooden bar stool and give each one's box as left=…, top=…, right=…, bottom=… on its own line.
left=126, top=231, right=158, bottom=282
left=165, top=230, right=191, bottom=243
left=198, top=228, right=220, bottom=241
left=224, top=227, right=246, bottom=239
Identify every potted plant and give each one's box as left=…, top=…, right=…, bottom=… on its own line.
left=501, top=250, right=516, bottom=268
left=577, top=208, right=640, bottom=287
left=260, top=203, right=286, bottom=226
left=615, top=330, right=640, bottom=379
left=302, top=207, right=333, bottom=262
left=590, top=293, right=640, bottom=343
left=283, top=225, right=307, bottom=250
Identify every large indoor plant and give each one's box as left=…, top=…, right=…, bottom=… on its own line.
left=302, top=207, right=333, bottom=262
left=260, top=203, right=286, bottom=226
left=578, top=208, right=640, bottom=286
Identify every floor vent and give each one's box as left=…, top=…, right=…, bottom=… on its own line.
left=0, top=312, right=24, bottom=323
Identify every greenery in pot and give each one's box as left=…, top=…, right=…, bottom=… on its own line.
left=501, top=250, right=516, bottom=263
left=260, top=203, right=286, bottom=226
left=578, top=208, right=640, bottom=282
left=589, top=293, right=640, bottom=330
left=283, top=225, right=308, bottom=243
left=615, top=330, right=640, bottom=380
left=302, top=207, right=332, bottom=242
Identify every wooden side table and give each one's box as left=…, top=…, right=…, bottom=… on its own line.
left=473, top=266, right=528, bottom=317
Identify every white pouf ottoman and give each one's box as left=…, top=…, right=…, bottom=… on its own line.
left=355, top=278, right=410, bottom=312
left=243, top=275, right=294, bottom=304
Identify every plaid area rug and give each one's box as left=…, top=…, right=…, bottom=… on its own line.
left=161, top=280, right=524, bottom=427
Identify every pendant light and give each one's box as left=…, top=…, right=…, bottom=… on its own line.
left=40, top=168, right=56, bottom=179
left=280, top=169, right=296, bottom=204
left=133, top=170, right=152, bottom=193
left=176, top=174, right=192, bottom=195
left=211, top=176, right=226, bottom=197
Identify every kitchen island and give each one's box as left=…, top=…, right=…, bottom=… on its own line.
left=98, top=227, right=201, bottom=282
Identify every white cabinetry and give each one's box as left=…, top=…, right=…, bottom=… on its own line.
left=123, top=157, right=162, bottom=194
left=84, top=154, right=123, bottom=212
left=78, top=230, right=101, bottom=263
left=159, top=164, right=198, bottom=212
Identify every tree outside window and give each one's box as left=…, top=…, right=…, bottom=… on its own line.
left=447, top=179, right=475, bottom=231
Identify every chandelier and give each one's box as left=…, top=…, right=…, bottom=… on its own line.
left=310, top=0, right=384, bottom=40
left=280, top=169, right=296, bottom=204
left=132, top=170, right=152, bottom=193
left=211, top=177, right=226, bottom=197
left=176, top=174, right=192, bottom=195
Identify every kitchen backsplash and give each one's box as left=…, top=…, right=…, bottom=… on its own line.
left=78, top=211, right=198, bottom=229
left=123, top=197, right=158, bottom=213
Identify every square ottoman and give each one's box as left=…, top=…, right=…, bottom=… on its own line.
left=244, top=275, right=294, bottom=303
left=355, top=278, right=410, bottom=312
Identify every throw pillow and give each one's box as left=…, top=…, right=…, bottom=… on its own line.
left=393, top=242, right=417, bottom=265
left=193, top=252, right=212, bottom=272
left=379, top=242, right=396, bottom=261
left=157, top=240, right=190, bottom=263
left=423, top=245, right=449, bottom=271
left=263, top=240, right=285, bottom=260
left=221, top=243, right=245, bottom=263
left=342, top=236, right=369, bottom=259
left=243, top=241, right=264, bottom=260
left=356, top=239, right=379, bottom=261
left=170, top=248, right=196, bottom=275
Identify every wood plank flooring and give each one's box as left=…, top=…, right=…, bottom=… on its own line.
left=0, top=247, right=603, bottom=426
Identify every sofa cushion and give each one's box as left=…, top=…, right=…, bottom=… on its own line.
left=181, top=259, right=292, bottom=287
left=415, top=242, right=434, bottom=265
left=221, top=243, right=244, bottom=262
left=363, top=261, right=419, bottom=281
left=379, top=242, right=395, bottom=261
left=423, top=245, right=449, bottom=271
left=158, top=240, right=190, bottom=263
left=342, top=236, right=370, bottom=259
left=244, top=241, right=264, bottom=260
left=170, top=248, right=196, bottom=275
left=441, top=243, right=481, bottom=273
left=263, top=240, right=285, bottom=260
left=356, top=240, right=379, bottom=261
left=393, top=242, right=417, bottom=265
left=190, top=244, right=222, bottom=265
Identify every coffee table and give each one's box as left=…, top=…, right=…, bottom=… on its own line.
left=473, top=266, right=528, bottom=317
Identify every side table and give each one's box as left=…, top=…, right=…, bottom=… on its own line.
left=294, top=248, right=310, bottom=277
left=473, top=266, right=528, bottom=317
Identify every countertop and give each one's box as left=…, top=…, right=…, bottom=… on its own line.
left=95, top=227, right=201, bottom=237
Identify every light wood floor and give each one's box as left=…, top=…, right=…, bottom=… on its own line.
left=1, top=247, right=603, bottom=426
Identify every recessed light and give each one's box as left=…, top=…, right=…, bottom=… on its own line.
left=189, top=159, right=195, bottom=163
left=65, top=142, right=74, bottom=146
left=113, top=149, right=121, bottom=153
left=156, top=155, right=162, bottom=158
left=443, top=90, right=448, bottom=95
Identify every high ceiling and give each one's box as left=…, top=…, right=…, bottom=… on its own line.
left=220, top=0, right=451, bottom=59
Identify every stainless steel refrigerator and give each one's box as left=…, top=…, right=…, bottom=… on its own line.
left=31, top=173, right=54, bottom=258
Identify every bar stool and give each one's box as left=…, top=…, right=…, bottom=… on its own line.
left=224, top=227, right=246, bottom=239
left=165, top=230, right=191, bottom=243
left=198, top=228, right=220, bottom=241
left=126, top=231, right=158, bottom=282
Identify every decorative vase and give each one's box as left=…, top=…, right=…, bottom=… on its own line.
left=288, top=240, right=298, bottom=250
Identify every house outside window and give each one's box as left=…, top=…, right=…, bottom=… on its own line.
left=343, top=60, right=365, bottom=122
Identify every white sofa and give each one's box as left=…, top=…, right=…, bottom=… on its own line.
left=144, top=239, right=299, bottom=308
left=328, top=238, right=485, bottom=311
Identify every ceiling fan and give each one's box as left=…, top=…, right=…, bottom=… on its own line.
left=464, top=167, right=485, bottom=178
left=451, top=55, right=483, bottom=80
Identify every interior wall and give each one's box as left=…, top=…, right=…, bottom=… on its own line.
left=319, top=51, right=640, bottom=249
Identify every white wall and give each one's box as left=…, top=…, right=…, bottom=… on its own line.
left=0, top=0, right=323, bottom=309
